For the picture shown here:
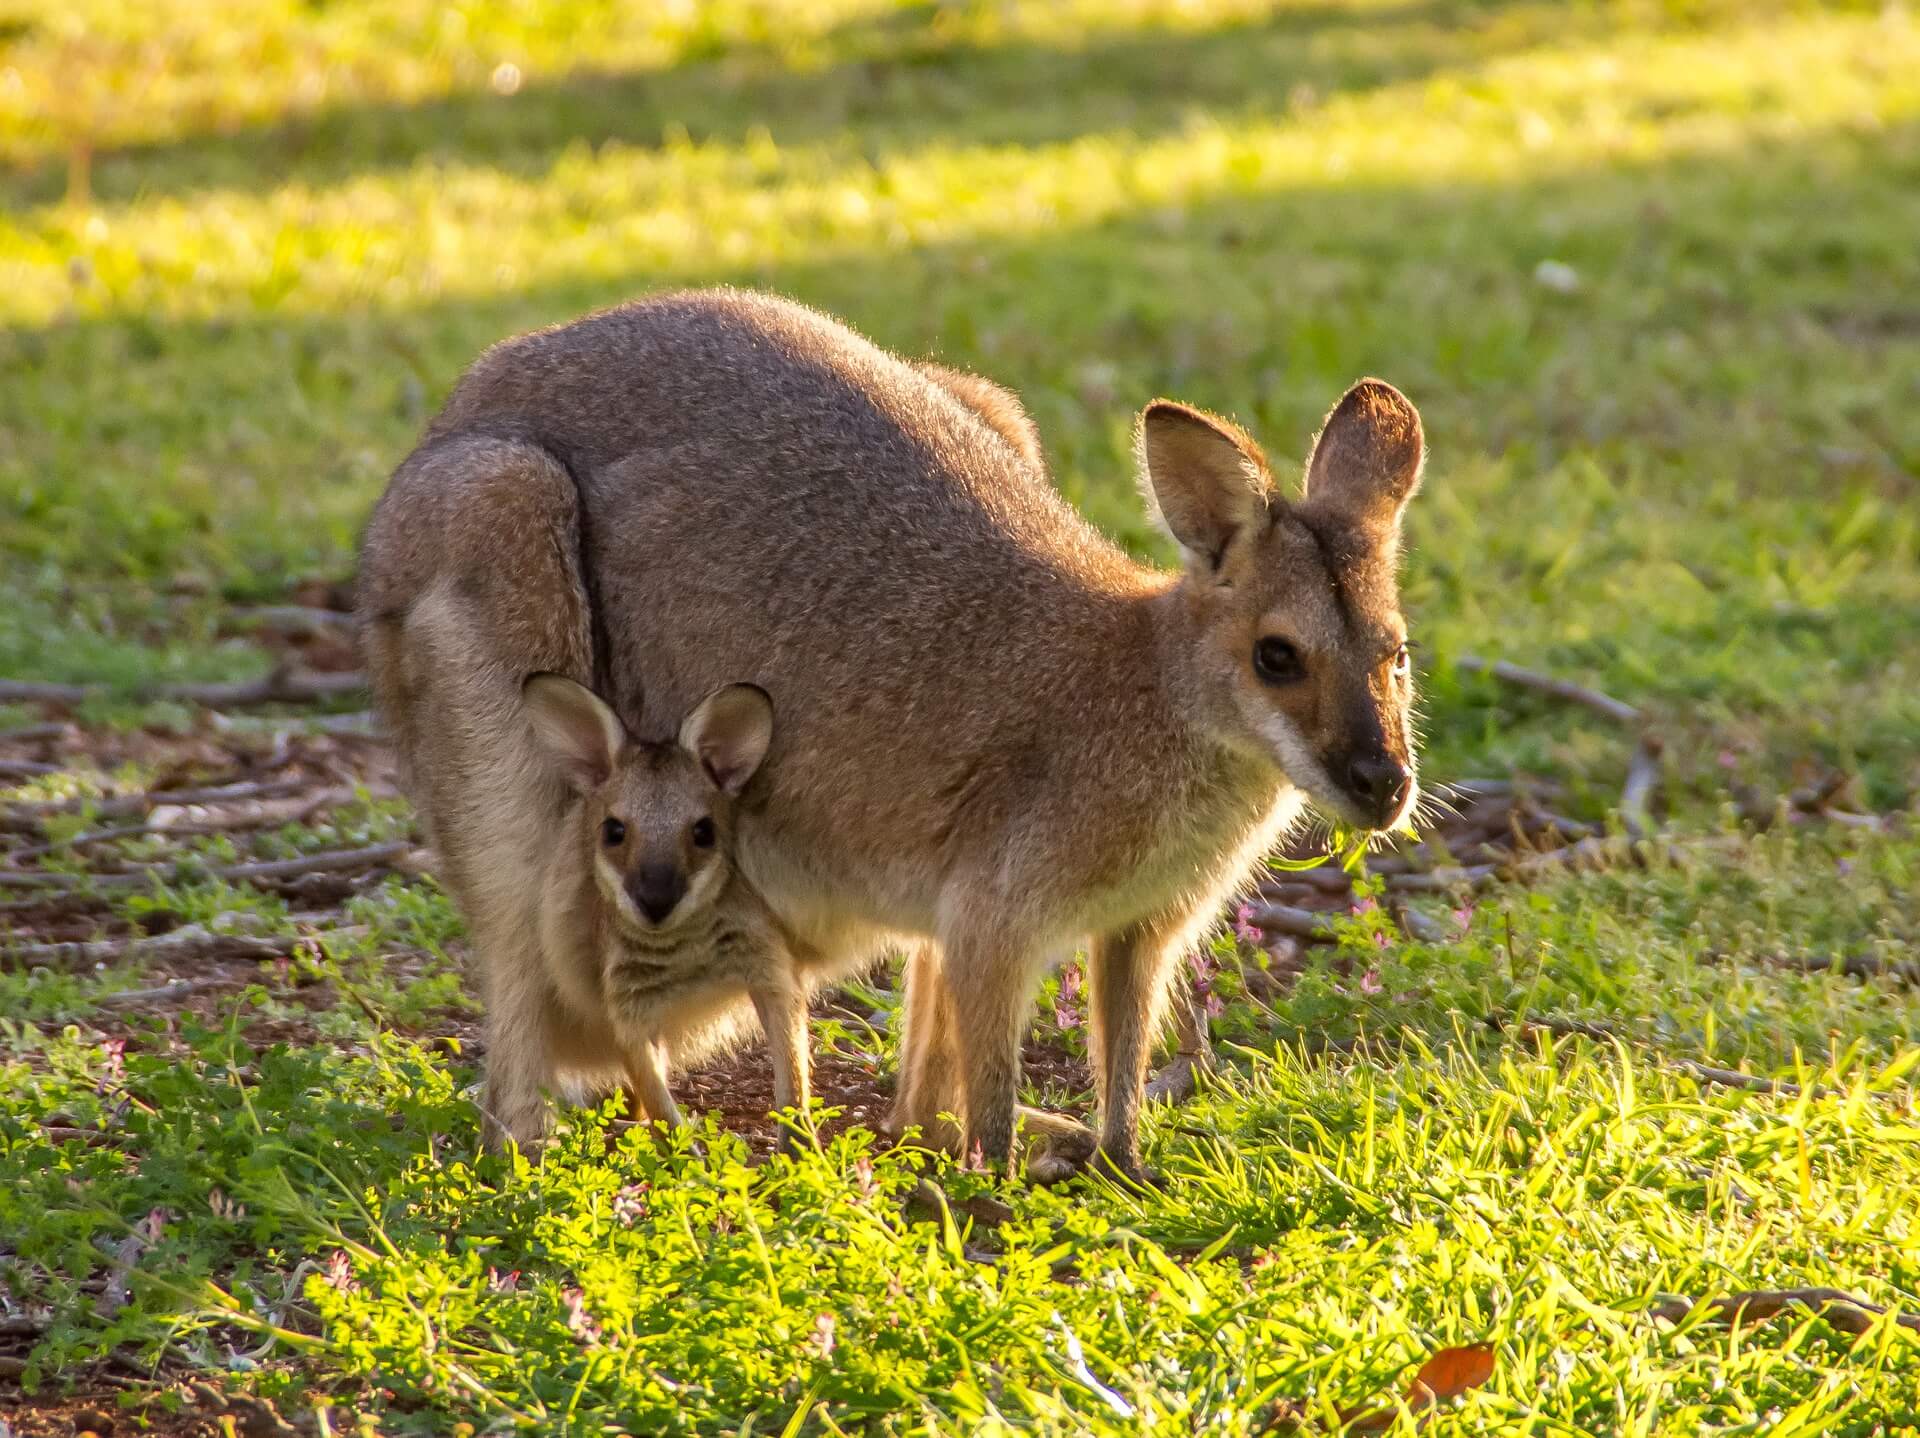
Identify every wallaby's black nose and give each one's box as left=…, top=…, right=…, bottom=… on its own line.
left=629, top=864, right=685, bottom=925
left=1347, top=754, right=1412, bottom=823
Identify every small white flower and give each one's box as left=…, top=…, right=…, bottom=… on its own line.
left=1533, top=259, right=1580, bottom=294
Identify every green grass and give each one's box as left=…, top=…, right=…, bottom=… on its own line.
left=2, top=0, right=1918, bottom=1431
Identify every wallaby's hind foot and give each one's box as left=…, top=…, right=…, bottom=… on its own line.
left=1020, top=1109, right=1099, bottom=1185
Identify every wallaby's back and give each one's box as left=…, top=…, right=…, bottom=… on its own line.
left=428, top=292, right=1195, bottom=926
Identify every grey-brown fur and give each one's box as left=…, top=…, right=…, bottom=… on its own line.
left=372, top=288, right=1425, bottom=1179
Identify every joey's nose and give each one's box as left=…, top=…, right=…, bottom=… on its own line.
left=1347, top=754, right=1412, bottom=826
left=628, top=864, right=685, bottom=925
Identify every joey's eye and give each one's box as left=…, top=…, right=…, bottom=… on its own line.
left=1392, top=643, right=1411, bottom=676
left=690, top=817, right=716, bottom=850
left=601, top=818, right=626, bottom=847
left=1253, top=636, right=1305, bottom=685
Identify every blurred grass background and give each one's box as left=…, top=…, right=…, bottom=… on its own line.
left=2, top=0, right=1917, bottom=803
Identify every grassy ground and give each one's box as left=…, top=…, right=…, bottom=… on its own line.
left=2, top=0, right=1918, bottom=1432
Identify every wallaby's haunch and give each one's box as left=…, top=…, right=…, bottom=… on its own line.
left=357, top=431, right=811, bottom=1149
left=380, top=289, right=1425, bottom=1181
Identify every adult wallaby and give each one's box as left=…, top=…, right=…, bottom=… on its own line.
left=357, top=433, right=810, bottom=1148
left=388, top=289, right=1425, bottom=1181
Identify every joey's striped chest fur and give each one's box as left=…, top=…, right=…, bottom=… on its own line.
left=599, top=900, right=770, bottom=1016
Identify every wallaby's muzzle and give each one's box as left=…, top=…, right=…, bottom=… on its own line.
left=1340, top=751, right=1414, bottom=831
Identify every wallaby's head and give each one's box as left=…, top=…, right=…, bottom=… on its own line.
left=1140, top=379, right=1425, bottom=833
left=522, top=674, right=774, bottom=936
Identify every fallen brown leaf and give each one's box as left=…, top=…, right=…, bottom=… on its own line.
left=1261, top=1343, right=1496, bottom=1432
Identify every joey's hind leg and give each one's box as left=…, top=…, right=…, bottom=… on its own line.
left=890, top=942, right=967, bottom=1153
left=750, top=979, right=812, bottom=1152
left=624, top=1042, right=683, bottom=1129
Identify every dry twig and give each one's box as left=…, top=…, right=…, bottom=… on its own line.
left=1144, top=986, right=1218, bottom=1105
left=0, top=839, right=413, bottom=892
left=0, top=668, right=364, bottom=709
left=1645, top=1288, right=1919, bottom=1336
left=3, top=920, right=299, bottom=971
left=1702, top=948, right=1920, bottom=989
left=3, top=777, right=307, bottom=828
left=1245, top=902, right=1339, bottom=942
left=1455, top=655, right=1643, bottom=726
left=1520, top=1016, right=1838, bottom=1099
left=1620, top=734, right=1664, bottom=841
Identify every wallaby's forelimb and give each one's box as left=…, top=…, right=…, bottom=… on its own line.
left=1087, top=917, right=1187, bottom=1179
left=892, top=942, right=967, bottom=1151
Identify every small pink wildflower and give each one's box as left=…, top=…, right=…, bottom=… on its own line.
left=487, top=1267, right=520, bottom=1293
left=1053, top=964, right=1084, bottom=1031
left=1233, top=902, right=1262, bottom=945
left=1187, top=949, right=1217, bottom=983
left=97, top=1038, right=126, bottom=1092
left=809, top=1312, right=837, bottom=1359
left=562, top=1287, right=601, bottom=1343
left=1359, top=970, right=1384, bottom=997
left=141, top=1207, right=169, bottom=1242
left=1057, top=964, right=1083, bottom=1004
left=1204, top=992, right=1226, bottom=1019
left=1372, top=929, right=1391, bottom=950
left=852, top=1156, right=877, bottom=1198
left=323, top=1249, right=358, bottom=1293
left=612, top=1182, right=651, bottom=1225
left=1451, top=902, right=1476, bottom=932
left=965, top=1140, right=988, bottom=1174
left=1351, top=896, right=1380, bottom=918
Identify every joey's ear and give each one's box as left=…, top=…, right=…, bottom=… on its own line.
left=523, top=673, right=625, bottom=791
left=1136, top=400, right=1274, bottom=575
left=1301, top=379, right=1424, bottom=539
left=679, top=683, right=774, bottom=796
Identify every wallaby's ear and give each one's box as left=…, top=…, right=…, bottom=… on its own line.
left=1301, top=379, right=1424, bottom=539
left=679, top=683, right=774, bottom=796
left=523, top=673, right=625, bottom=791
left=1137, top=400, right=1273, bottom=575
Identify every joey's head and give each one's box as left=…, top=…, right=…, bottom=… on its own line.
left=522, top=674, right=773, bottom=937
left=1139, top=379, right=1426, bottom=832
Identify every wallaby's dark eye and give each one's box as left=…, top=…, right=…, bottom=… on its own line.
left=690, top=817, right=716, bottom=849
left=1392, top=644, right=1411, bottom=676
left=601, top=818, right=626, bottom=847
left=1253, top=636, right=1305, bottom=685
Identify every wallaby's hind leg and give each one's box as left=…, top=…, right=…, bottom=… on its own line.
left=946, top=926, right=1053, bottom=1170
left=479, top=923, right=561, bottom=1151
left=890, top=942, right=967, bottom=1152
